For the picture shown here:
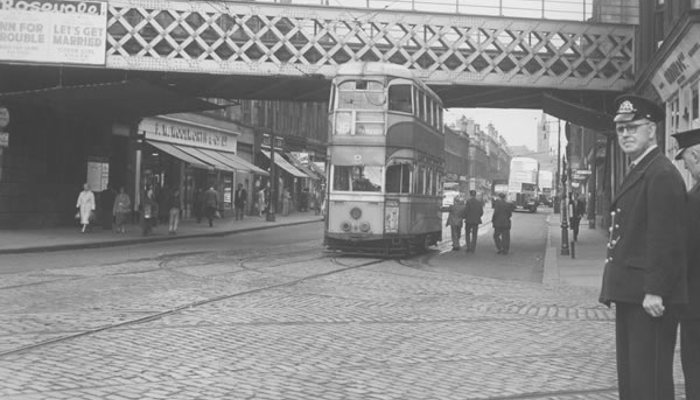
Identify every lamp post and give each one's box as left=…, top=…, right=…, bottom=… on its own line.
left=266, top=129, right=277, bottom=222
left=558, top=119, right=570, bottom=255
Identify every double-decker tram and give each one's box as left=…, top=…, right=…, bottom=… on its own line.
left=324, top=62, right=445, bottom=256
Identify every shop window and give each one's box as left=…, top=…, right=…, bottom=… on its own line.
left=385, top=163, right=412, bottom=193
left=388, top=84, right=413, bottom=113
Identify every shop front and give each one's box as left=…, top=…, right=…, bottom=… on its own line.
left=139, top=116, right=268, bottom=221
left=648, top=18, right=700, bottom=187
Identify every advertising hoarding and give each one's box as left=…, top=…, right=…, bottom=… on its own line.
left=0, top=0, right=107, bottom=65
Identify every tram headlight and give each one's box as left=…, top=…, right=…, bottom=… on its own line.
left=359, top=222, right=371, bottom=232
left=350, top=207, right=362, bottom=220
left=341, top=222, right=352, bottom=232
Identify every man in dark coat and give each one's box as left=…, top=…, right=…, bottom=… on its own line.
left=672, top=127, right=700, bottom=399
left=234, top=183, right=247, bottom=221
left=463, top=190, right=484, bottom=253
left=599, top=94, right=688, bottom=400
left=491, top=192, right=513, bottom=255
left=203, top=186, right=219, bottom=227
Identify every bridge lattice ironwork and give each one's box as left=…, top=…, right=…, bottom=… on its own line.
left=106, top=0, right=635, bottom=91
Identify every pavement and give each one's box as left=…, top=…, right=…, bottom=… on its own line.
left=0, top=212, right=325, bottom=255
left=0, top=206, right=608, bottom=290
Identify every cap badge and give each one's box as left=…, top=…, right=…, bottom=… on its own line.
left=617, top=100, right=635, bottom=114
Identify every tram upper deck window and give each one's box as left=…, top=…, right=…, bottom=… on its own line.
left=333, top=165, right=383, bottom=192
left=388, top=85, right=412, bottom=113
left=337, top=80, right=385, bottom=110
left=385, top=163, right=412, bottom=193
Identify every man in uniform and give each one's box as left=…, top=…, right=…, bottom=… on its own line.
left=463, top=190, right=484, bottom=253
left=672, top=128, right=700, bottom=399
left=599, top=94, right=688, bottom=400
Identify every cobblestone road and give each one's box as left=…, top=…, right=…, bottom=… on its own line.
left=0, top=239, right=688, bottom=399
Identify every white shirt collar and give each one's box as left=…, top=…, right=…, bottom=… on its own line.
left=630, top=144, right=658, bottom=166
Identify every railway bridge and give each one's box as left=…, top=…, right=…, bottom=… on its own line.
left=0, top=0, right=638, bottom=129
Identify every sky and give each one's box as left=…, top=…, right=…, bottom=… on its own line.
left=444, top=108, right=544, bottom=151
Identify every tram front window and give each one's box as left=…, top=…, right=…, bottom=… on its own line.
left=337, top=80, right=385, bottom=110
left=333, top=165, right=383, bottom=192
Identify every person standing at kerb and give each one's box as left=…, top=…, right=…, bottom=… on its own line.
left=491, top=192, right=513, bottom=255
left=672, top=128, right=700, bottom=400
left=599, top=94, right=688, bottom=400
left=568, top=192, right=586, bottom=242
left=463, top=190, right=484, bottom=253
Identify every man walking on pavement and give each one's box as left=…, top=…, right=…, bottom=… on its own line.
left=491, top=192, right=513, bottom=255
left=463, top=190, right=484, bottom=253
left=599, top=94, right=688, bottom=400
left=234, top=183, right=247, bottom=221
left=204, top=185, right=219, bottom=227
left=672, top=127, right=700, bottom=400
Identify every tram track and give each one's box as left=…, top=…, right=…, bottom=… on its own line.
left=0, top=256, right=387, bottom=359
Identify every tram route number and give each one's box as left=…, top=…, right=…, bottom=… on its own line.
left=353, top=154, right=362, bottom=164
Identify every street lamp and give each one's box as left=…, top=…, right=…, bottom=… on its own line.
left=266, top=129, right=277, bottom=222
left=558, top=119, right=570, bottom=256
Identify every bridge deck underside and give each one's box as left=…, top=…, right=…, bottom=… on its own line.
left=102, top=0, right=634, bottom=93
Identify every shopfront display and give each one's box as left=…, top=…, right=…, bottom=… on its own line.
left=138, top=115, right=267, bottom=219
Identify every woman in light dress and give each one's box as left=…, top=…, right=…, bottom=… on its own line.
left=76, top=183, right=95, bottom=233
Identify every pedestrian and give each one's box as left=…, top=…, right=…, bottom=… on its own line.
left=203, top=185, right=219, bottom=227
left=100, top=185, right=117, bottom=231
left=140, top=188, right=158, bottom=236
left=446, top=197, right=465, bottom=251
left=568, top=192, right=586, bottom=241
left=75, top=183, right=95, bottom=233
left=282, top=187, right=291, bottom=216
left=193, top=188, right=204, bottom=223
left=599, top=94, right=688, bottom=400
left=491, top=192, right=513, bottom=255
left=672, top=127, right=700, bottom=400
left=234, top=183, right=247, bottom=221
left=112, top=186, right=131, bottom=234
left=257, top=186, right=266, bottom=217
left=463, top=190, right=484, bottom=253
left=167, top=188, right=181, bottom=235
left=300, top=188, right=310, bottom=212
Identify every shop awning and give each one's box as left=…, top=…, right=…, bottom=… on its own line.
left=177, top=146, right=232, bottom=172
left=215, top=151, right=269, bottom=176
left=287, top=154, right=322, bottom=180
left=261, top=150, right=308, bottom=178
left=0, top=80, right=221, bottom=120
left=147, top=140, right=268, bottom=175
left=147, top=141, right=213, bottom=170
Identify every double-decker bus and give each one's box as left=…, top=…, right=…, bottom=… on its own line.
left=507, top=157, right=540, bottom=212
left=324, top=62, right=445, bottom=256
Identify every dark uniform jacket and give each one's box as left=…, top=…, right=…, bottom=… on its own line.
left=463, top=197, right=484, bottom=224
left=685, top=183, right=700, bottom=318
left=491, top=198, right=514, bottom=229
left=599, top=147, right=688, bottom=306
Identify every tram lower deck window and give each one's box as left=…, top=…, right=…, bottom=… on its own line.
left=385, top=164, right=412, bottom=193
left=333, top=165, right=383, bottom=192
